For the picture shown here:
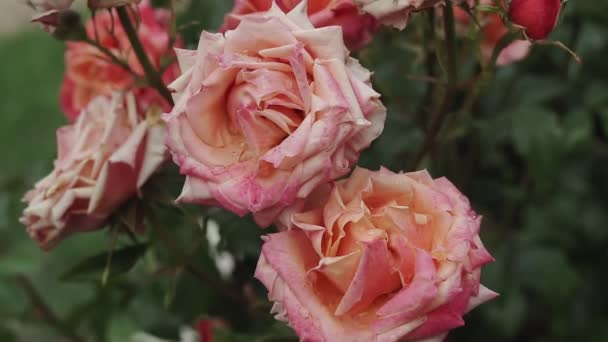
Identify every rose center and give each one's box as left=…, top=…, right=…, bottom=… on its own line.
left=223, top=69, right=305, bottom=158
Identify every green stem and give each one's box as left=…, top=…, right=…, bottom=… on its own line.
left=408, top=4, right=458, bottom=170
left=146, top=207, right=243, bottom=303
left=444, top=4, right=458, bottom=85
left=116, top=6, right=174, bottom=106
left=16, top=276, right=85, bottom=342
left=414, top=10, right=438, bottom=127
left=85, top=37, right=138, bottom=77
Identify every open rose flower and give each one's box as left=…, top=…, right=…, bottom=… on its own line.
left=20, top=93, right=167, bottom=250
left=354, top=0, right=441, bottom=30
left=256, top=167, right=496, bottom=341
left=163, top=3, right=386, bottom=226
left=220, top=0, right=379, bottom=50
left=454, top=1, right=531, bottom=66
left=61, top=0, right=180, bottom=121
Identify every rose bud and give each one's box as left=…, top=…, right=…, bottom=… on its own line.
left=354, top=0, right=441, bottom=30
left=257, top=167, right=497, bottom=341
left=508, top=0, right=561, bottom=40
left=28, top=0, right=74, bottom=33
left=163, top=3, right=386, bottom=226
left=20, top=93, right=167, bottom=250
left=219, top=0, right=379, bottom=50
left=453, top=1, right=531, bottom=66
left=60, top=0, right=181, bottom=121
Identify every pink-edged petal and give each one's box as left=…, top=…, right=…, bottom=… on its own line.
left=136, top=122, right=167, bottom=188
left=466, top=285, right=498, bottom=313
left=335, top=237, right=400, bottom=316
left=377, top=249, right=438, bottom=317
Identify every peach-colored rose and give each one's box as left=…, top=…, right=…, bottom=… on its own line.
left=256, top=167, right=496, bottom=341
left=354, top=0, right=441, bottom=30
left=454, top=1, right=531, bottom=66
left=163, top=3, right=386, bottom=226
left=220, top=0, right=379, bottom=50
left=20, top=93, right=167, bottom=250
left=60, top=0, right=180, bottom=121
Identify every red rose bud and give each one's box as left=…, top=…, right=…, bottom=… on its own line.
left=509, top=0, right=561, bottom=40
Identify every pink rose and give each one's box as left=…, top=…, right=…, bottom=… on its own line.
left=163, top=3, right=386, bottom=226
left=454, top=1, right=531, bottom=66
left=20, top=93, right=167, bottom=250
left=60, top=0, right=180, bottom=121
left=219, top=0, right=379, bottom=50
left=256, top=167, right=496, bottom=341
left=354, top=0, right=441, bottom=30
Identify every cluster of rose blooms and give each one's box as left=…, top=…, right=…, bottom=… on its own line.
left=21, top=0, right=562, bottom=341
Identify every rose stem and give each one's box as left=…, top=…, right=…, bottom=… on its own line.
left=408, top=4, right=458, bottom=170
left=16, top=275, right=85, bottom=342
left=85, top=37, right=138, bottom=77
left=116, top=6, right=174, bottom=106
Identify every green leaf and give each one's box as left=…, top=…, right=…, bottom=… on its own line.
left=486, top=289, right=528, bottom=338
left=508, top=76, right=569, bottom=106
left=61, top=243, right=148, bottom=283
left=514, top=247, right=580, bottom=303
left=599, top=106, right=608, bottom=136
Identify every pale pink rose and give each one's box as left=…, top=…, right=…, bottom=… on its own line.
left=20, top=93, right=167, bottom=250
left=163, top=3, right=386, bottom=226
left=454, top=1, right=531, bottom=66
left=61, top=0, right=180, bottom=121
left=354, top=0, right=441, bottom=30
left=220, top=0, right=379, bottom=50
left=256, top=167, right=497, bottom=341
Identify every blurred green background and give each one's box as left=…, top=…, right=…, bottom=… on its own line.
left=1, top=0, right=607, bottom=341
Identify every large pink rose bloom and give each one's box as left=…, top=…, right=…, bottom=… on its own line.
left=60, top=0, right=180, bottom=121
left=354, top=0, right=441, bottom=30
left=21, top=93, right=167, bottom=250
left=220, top=0, right=379, bottom=50
left=164, top=3, right=386, bottom=226
left=256, top=167, right=496, bottom=341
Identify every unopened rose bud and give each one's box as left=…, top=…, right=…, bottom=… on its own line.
left=52, top=9, right=87, bottom=41
left=509, top=0, right=562, bottom=40
left=28, top=0, right=74, bottom=33
left=87, top=0, right=141, bottom=10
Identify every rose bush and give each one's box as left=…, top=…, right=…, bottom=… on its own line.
left=60, top=0, right=180, bottom=120
left=20, top=93, right=166, bottom=250
left=163, top=3, right=386, bottom=226
left=256, top=167, right=496, bottom=341
left=219, top=0, right=379, bottom=50
left=354, top=0, right=441, bottom=30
